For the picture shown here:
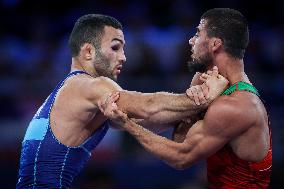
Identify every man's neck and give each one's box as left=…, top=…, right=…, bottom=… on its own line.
left=213, top=54, right=250, bottom=85
left=71, top=58, right=99, bottom=78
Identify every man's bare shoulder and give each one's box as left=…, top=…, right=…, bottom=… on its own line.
left=89, top=77, right=122, bottom=101
left=207, top=95, right=239, bottom=114
left=67, top=75, right=122, bottom=103
left=68, top=75, right=119, bottom=87
left=89, top=76, right=121, bottom=90
left=203, top=95, right=255, bottom=138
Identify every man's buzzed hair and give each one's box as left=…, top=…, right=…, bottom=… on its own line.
left=68, top=14, right=123, bottom=57
left=201, top=8, right=249, bottom=59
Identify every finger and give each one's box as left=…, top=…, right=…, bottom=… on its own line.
left=199, top=74, right=208, bottom=82
left=113, top=92, right=120, bottom=102
left=206, top=70, right=213, bottom=75
left=217, top=74, right=229, bottom=86
left=212, top=66, right=219, bottom=77
left=191, top=87, right=200, bottom=105
left=113, top=108, right=127, bottom=119
left=97, top=101, right=103, bottom=112
left=113, top=108, right=122, bottom=115
left=190, top=72, right=202, bottom=87
left=196, top=86, right=207, bottom=104
left=109, top=92, right=119, bottom=98
left=201, top=83, right=210, bottom=99
left=217, top=74, right=225, bottom=80
left=98, top=100, right=107, bottom=111
left=111, top=102, right=118, bottom=109
left=186, top=88, right=194, bottom=100
left=107, top=93, right=113, bottom=99
left=109, top=93, right=120, bottom=103
left=105, top=93, right=113, bottom=103
left=200, top=73, right=211, bottom=80
left=111, top=91, right=120, bottom=99
left=199, top=77, right=207, bottom=82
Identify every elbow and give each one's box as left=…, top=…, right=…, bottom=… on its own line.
left=169, top=152, right=194, bottom=170
left=166, top=143, right=197, bottom=170
left=170, top=160, right=189, bottom=170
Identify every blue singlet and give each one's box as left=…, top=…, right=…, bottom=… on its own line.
left=17, top=71, right=110, bottom=188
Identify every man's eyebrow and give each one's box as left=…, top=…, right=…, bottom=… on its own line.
left=112, top=38, right=125, bottom=45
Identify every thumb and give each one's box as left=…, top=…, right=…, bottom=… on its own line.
left=212, top=66, right=219, bottom=77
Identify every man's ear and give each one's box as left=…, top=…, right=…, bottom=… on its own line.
left=81, top=43, right=95, bottom=60
left=211, top=38, right=222, bottom=52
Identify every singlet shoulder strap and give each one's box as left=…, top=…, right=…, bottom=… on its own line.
left=221, top=81, right=260, bottom=97
left=67, top=70, right=92, bottom=78
left=51, top=71, right=91, bottom=93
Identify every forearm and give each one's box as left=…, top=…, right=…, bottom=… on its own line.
left=121, top=117, right=189, bottom=169
left=150, top=92, right=207, bottom=114
left=141, top=99, right=207, bottom=127
left=132, top=119, right=174, bottom=134
left=118, top=91, right=207, bottom=124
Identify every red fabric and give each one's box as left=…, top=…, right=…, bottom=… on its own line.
left=207, top=135, right=272, bottom=189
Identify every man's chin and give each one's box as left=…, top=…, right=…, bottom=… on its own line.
left=187, top=60, right=207, bottom=73
left=111, top=75, right=118, bottom=81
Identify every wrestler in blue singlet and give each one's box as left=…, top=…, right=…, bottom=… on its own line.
left=16, top=71, right=110, bottom=188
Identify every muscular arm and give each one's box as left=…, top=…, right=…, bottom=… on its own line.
left=92, top=70, right=228, bottom=124
left=90, top=77, right=203, bottom=123
left=103, top=96, right=251, bottom=170
left=171, top=72, right=207, bottom=140
left=131, top=118, right=175, bottom=134
left=109, top=118, right=174, bottom=134
left=112, top=115, right=208, bottom=169
left=118, top=90, right=205, bottom=123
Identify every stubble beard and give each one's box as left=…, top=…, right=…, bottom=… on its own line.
left=94, top=50, right=117, bottom=81
left=187, top=59, right=207, bottom=73
left=187, top=52, right=212, bottom=73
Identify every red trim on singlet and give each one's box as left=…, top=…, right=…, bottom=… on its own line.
left=250, top=127, right=272, bottom=171
left=207, top=130, right=272, bottom=188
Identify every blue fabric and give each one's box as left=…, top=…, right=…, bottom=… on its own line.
left=23, top=118, right=48, bottom=142
left=17, top=71, right=110, bottom=188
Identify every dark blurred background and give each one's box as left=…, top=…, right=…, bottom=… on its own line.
left=0, top=0, right=283, bottom=188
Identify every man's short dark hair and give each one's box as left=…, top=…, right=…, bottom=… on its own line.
left=201, top=8, right=249, bottom=59
left=68, top=14, right=123, bottom=57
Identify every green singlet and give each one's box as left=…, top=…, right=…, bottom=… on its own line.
left=221, top=81, right=260, bottom=96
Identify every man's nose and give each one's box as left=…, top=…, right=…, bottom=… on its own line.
left=189, top=37, right=195, bottom=46
left=120, top=53, right=126, bottom=63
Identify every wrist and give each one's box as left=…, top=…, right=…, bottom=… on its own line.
left=198, top=101, right=210, bottom=110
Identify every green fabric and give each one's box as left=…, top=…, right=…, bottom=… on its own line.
left=221, top=81, right=259, bottom=96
